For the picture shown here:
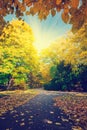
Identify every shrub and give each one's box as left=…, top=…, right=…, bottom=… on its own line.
left=44, top=61, right=87, bottom=92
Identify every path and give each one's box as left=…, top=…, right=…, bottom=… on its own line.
left=0, top=90, right=74, bottom=130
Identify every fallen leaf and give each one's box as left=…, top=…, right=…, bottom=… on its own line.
left=44, top=119, right=53, bottom=124
left=20, top=122, right=25, bottom=126
left=50, top=111, right=54, bottom=114
left=55, top=122, right=61, bottom=125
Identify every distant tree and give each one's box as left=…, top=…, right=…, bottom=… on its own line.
left=42, top=23, right=87, bottom=91
left=44, top=61, right=75, bottom=91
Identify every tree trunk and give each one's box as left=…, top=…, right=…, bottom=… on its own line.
left=7, top=78, right=14, bottom=90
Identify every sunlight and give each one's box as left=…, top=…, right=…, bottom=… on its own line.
left=28, top=15, right=60, bottom=51
left=5, top=13, right=71, bottom=52
left=0, top=1, right=87, bottom=130
left=33, top=31, right=59, bottom=51
left=23, top=14, right=71, bottom=52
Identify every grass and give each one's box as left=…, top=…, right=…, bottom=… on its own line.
left=0, top=89, right=38, bottom=95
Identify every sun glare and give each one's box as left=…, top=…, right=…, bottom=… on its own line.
left=5, top=13, right=71, bottom=52
left=29, top=18, right=60, bottom=51
left=33, top=30, right=59, bottom=52
left=24, top=14, right=71, bottom=52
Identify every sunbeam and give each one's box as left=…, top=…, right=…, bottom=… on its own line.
left=23, top=14, right=71, bottom=51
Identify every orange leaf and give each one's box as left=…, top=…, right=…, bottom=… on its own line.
left=71, top=0, right=79, bottom=9
left=61, top=12, right=69, bottom=23
left=64, top=4, right=69, bottom=14
left=84, top=7, right=87, bottom=16
left=51, top=9, right=56, bottom=16
left=56, top=0, right=62, bottom=5
left=56, top=6, right=61, bottom=12
left=26, top=11, right=30, bottom=15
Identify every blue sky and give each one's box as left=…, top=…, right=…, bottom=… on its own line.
left=5, top=13, right=72, bottom=51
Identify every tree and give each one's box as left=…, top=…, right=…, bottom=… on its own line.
left=0, top=0, right=87, bottom=32
left=0, top=19, right=39, bottom=90
left=44, top=61, right=76, bottom=91
left=65, top=22, right=87, bottom=67
left=41, top=24, right=87, bottom=91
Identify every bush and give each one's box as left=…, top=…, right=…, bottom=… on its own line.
left=0, top=73, right=11, bottom=90
left=44, top=61, right=87, bottom=92
left=78, top=64, right=87, bottom=92
left=44, top=61, right=74, bottom=91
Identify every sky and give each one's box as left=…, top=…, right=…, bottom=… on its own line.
left=5, top=12, right=72, bottom=51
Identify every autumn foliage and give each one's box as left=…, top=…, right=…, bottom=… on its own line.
left=0, top=0, right=87, bottom=32
left=0, top=20, right=40, bottom=90
left=0, top=19, right=87, bottom=92
left=41, top=23, right=87, bottom=91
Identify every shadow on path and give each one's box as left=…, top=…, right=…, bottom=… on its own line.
left=0, top=92, right=74, bottom=130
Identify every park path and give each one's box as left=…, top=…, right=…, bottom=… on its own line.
left=0, top=90, right=74, bottom=130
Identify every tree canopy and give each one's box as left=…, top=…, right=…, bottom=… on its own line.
left=40, top=24, right=87, bottom=91
left=0, top=0, right=87, bottom=32
left=0, top=19, right=40, bottom=89
left=0, top=18, right=87, bottom=91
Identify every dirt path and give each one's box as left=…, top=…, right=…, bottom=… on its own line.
left=0, top=91, right=75, bottom=130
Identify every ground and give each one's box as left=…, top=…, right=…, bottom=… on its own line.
left=0, top=89, right=87, bottom=130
